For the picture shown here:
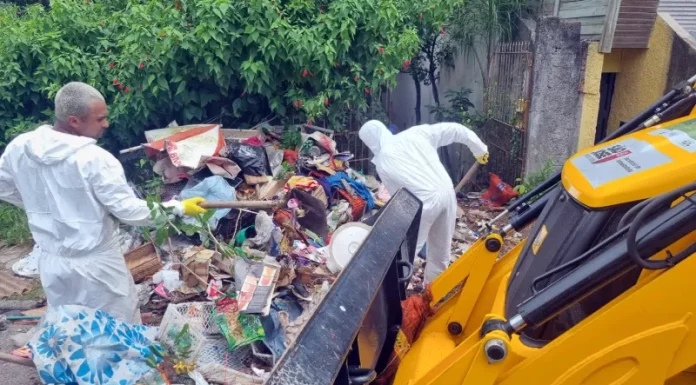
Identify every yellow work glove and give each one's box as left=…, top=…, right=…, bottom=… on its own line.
left=181, top=197, right=207, bottom=216
left=476, top=153, right=489, bottom=165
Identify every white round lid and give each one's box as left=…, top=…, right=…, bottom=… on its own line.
left=328, top=222, right=372, bottom=271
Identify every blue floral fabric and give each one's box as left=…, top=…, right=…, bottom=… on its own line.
left=28, top=305, right=162, bottom=385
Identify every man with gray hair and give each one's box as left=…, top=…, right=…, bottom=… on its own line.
left=0, top=82, right=206, bottom=323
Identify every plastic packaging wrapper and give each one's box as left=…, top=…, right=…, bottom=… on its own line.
left=373, top=287, right=433, bottom=385
left=247, top=211, right=274, bottom=248
left=153, top=270, right=184, bottom=292
left=144, top=124, right=226, bottom=169
left=481, top=172, right=518, bottom=207
left=224, top=143, right=271, bottom=176
left=196, top=156, right=242, bottom=180
left=265, top=146, right=285, bottom=178
left=180, top=176, right=236, bottom=228
left=213, top=305, right=266, bottom=351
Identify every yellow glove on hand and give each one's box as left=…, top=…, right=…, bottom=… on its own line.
left=181, top=197, right=207, bottom=216
left=476, top=153, right=489, bottom=165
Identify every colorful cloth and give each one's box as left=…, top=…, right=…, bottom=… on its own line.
left=284, top=176, right=319, bottom=192
left=323, top=172, right=375, bottom=210
left=28, top=305, right=162, bottom=385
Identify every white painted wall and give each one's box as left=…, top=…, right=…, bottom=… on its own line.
left=388, top=41, right=488, bottom=130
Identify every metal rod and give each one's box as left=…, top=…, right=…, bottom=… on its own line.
left=199, top=200, right=283, bottom=210
left=6, top=315, right=42, bottom=321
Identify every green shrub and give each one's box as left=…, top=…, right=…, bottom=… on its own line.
left=513, top=159, right=555, bottom=196
left=0, top=202, right=31, bottom=245
left=0, top=0, right=452, bottom=152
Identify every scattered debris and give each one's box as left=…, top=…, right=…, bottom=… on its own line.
left=3, top=121, right=531, bottom=385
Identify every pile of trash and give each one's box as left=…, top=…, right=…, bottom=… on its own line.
left=5, top=121, right=529, bottom=385
left=115, top=122, right=388, bottom=384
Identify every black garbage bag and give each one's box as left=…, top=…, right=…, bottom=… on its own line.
left=225, top=143, right=271, bottom=176
left=289, top=188, right=329, bottom=240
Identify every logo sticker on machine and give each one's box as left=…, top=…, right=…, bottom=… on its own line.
left=649, top=117, right=696, bottom=153
left=532, top=225, right=548, bottom=255
left=571, top=138, right=672, bottom=188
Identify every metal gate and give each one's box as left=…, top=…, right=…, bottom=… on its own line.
left=480, top=41, right=533, bottom=186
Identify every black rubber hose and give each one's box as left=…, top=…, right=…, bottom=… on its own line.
left=626, top=182, right=696, bottom=269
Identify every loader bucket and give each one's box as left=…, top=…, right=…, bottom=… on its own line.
left=265, top=189, right=423, bottom=385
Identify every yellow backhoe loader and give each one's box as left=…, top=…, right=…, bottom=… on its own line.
left=267, top=74, right=696, bottom=385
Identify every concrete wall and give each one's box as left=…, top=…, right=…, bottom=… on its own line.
left=606, top=16, right=673, bottom=133
left=662, top=13, right=696, bottom=90
left=576, top=42, right=604, bottom=151
left=388, top=41, right=488, bottom=130
left=525, top=17, right=585, bottom=174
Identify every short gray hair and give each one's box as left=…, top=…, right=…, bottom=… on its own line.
left=54, top=82, right=105, bottom=122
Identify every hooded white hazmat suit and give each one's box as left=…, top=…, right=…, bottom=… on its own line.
left=359, top=121, right=488, bottom=282
left=0, top=125, right=156, bottom=323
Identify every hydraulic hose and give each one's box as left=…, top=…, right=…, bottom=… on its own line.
left=626, top=181, right=696, bottom=270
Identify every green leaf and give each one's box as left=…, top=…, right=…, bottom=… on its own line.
left=157, top=75, right=169, bottom=92
left=155, top=227, right=168, bottom=246
left=232, top=98, right=243, bottom=116
left=147, top=75, right=155, bottom=87
left=202, top=209, right=215, bottom=223
left=176, top=81, right=186, bottom=96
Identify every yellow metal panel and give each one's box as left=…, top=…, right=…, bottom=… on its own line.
left=448, top=234, right=502, bottom=334
left=562, top=112, right=696, bottom=208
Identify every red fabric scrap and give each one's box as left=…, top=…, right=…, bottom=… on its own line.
left=284, top=150, right=298, bottom=165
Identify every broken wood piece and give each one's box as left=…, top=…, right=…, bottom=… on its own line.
left=454, top=163, right=480, bottom=193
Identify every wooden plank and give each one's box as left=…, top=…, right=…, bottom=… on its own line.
left=618, top=7, right=659, bottom=14
left=619, top=6, right=659, bottom=13
left=559, top=5, right=608, bottom=18
left=612, top=36, right=651, bottom=48
left=615, top=18, right=658, bottom=26
left=614, top=24, right=655, bottom=31
left=565, top=15, right=607, bottom=25
left=621, top=0, right=657, bottom=5
left=581, top=24, right=606, bottom=35
left=599, top=0, right=622, bottom=52
left=616, top=12, right=659, bottom=21
left=620, top=0, right=658, bottom=6
left=612, top=33, right=651, bottom=42
left=560, top=0, right=610, bottom=10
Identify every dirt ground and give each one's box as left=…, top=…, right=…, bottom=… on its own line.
left=0, top=245, right=42, bottom=385
left=0, top=323, right=40, bottom=385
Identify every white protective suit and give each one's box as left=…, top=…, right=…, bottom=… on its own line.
left=359, top=121, right=488, bottom=282
left=0, top=125, right=154, bottom=323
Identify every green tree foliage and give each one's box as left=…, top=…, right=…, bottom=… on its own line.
left=0, top=0, right=445, bottom=151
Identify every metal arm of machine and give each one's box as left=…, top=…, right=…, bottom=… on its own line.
left=503, top=195, right=696, bottom=334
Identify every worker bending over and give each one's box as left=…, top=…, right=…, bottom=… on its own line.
left=359, top=121, right=488, bottom=283
left=0, top=82, right=206, bottom=323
